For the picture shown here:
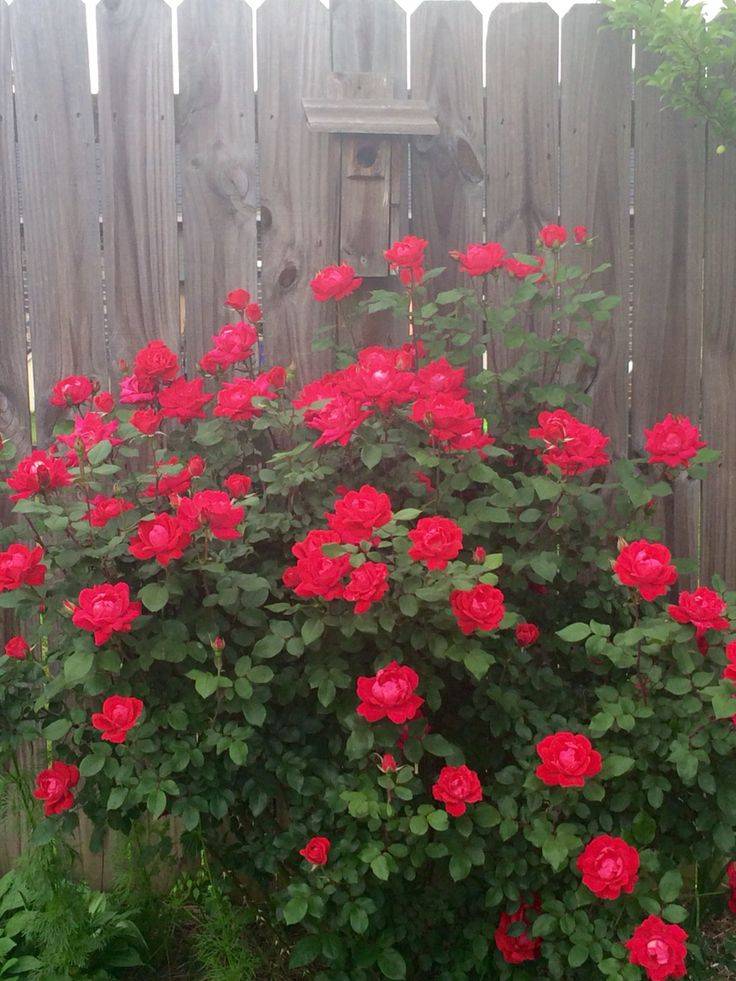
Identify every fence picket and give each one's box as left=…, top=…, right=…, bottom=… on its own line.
left=560, top=5, right=632, bottom=456
left=177, top=0, right=258, bottom=367
left=11, top=0, right=105, bottom=446
left=702, top=141, right=736, bottom=585
left=410, top=1, right=484, bottom=297
left=97, top=0, right=179, bottom=370
left=257, top=0, right=338, bottom=381
left=631, top=52, right=706, bottom=571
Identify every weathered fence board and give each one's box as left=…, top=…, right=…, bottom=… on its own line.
left=410, top=1, right=484, bottom=297
left=631, top=51, right=706, bottom=572
left=560, top=5, right=632, bottom=456
left=178, top=0, right=258, bottom=367
left=97, top=0, right=180, bottom=369
left=257, top=0, right=338, bottom=381
left=702, top=140, right=736, bottom=585
left=486, top=3, right=559, bottom=369
left=11, top=0, right=105, bottom=446
left=0, top=2, right=29, bottom=459
left=331, top=0, right=408, bottom=347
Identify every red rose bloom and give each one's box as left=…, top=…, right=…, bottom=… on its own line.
left=299, top=835, right=330, bottom=866
left=133, top=340, right=179, bottom=388
left=214, top=373, right=278, bottom=421
left=503, top=255, right=545, bottom=279
left=225, top=288, right=251, bottom=312
left=668, top=587, right=729, bottom=639
left=33, top=760, right=79, bottom=817
left=7, top=449, right=72, bottom=501
left=245, top=302, right=262, bottom=324
left=577, top=835, right=640, bottom=899
left=644, top=413, right=705, bottom=468
left=356, top=661, right=423, bottom=724
left=432, top=764, right=483, bottom=817
left=305, top=395, right=372, bottom=447
left=130, top=407, right=163, bottom=435
left=412, top=393, right=494, bottom=454
left=310, top=263, right=363, bottom=302
left=119, top=373, right=155, bottom=404
left=535, top=731, right=602, bottom=787
left=529, top=409, right=610, bottom=475
left=515, top=622, right=540, bottom=647
left=0, top=544, right=46, bottom=591
left=613, top=539, right=678, bottom=601
left=450, top=584, right=505, bottom=635
left=56, top=411, right=121, bottom=453
left=224, top=473, right=253, bottom=497
left=283, top=530, right=351, bottom=600
left=200, top=321, right=258, bottom=373
left=412, top=357, right=467, bottom=400
left=344, top=562, right=389, bottom=614
left=494, top=901, right=542, bottom=965
left=341, top=346, right=415, bottom=412
left=626, top=916, right=688, bottom=981
left=408, top=516, right=463, bottom=570
left=574, top=224, right=589, bottom=244
left=451, top=241, right=506, bottom=276
left=50, top=374, right=94, bottom=407
left=727, top=861, right=736, bottom=913
left=723, top=641, right=736, bottom=683
left=385, top=235, right=427, bottom=284
left=91, top=695, right=144, bottom=743
left=85, top=495, right=134, bottom=528
left=143, top=455, right=203, bottom=498
left=71, top=582, right=142, bottom=645
left=159, top=377, right=213, bottom=422
left=94, top=390, right=114, bottom=413
left=129, top=513, right=192, bottom=566
left=326, top=484, right=393, bottom=545
left=4, top=635, right=29, bottom=660
left=177, top=490, right=245, bottom=541
left=538, top=223, right=567, bottom=248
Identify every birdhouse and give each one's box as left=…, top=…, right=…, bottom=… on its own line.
left=303, top=73, right=439, bottom=277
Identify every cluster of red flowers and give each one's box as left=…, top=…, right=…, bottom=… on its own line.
left=294, top=343, right=493, bottom=455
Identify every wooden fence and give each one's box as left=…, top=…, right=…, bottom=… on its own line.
left=0, top=0, right=735, bottom=885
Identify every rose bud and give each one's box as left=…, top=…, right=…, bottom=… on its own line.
left=379, top=753, right=398, bottom=773
left=473, top=546, right=486, bottom=564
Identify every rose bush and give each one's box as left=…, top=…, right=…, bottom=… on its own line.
left=0, top=227, right=734, bottom=980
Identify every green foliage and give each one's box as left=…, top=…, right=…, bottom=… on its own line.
left=0, top=240, right=733, bottom=978
left=606, top=0, right=736, bottom=150
left=0, top=845, right=146, bottom=979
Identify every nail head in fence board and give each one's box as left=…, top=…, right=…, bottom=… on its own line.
left=177, top=0, right=257, bottom=368
left=97, top=0, right=179, bottom=369
left=631, top=51, right=705, bottom=572
left=257, top=0, right=338, bottom=381
left=560, top=5, right=632, bottom=457
left=11, top=0, right=105, bottom=447
left=410, top=1, right=484, bottom=298
left=0, top=1, right=30, bottom=461
left=702, top=138, right=736, bottom=583
left=331, top=0, right=408, bottom=348
left=486, top=3, right=559, bottom=371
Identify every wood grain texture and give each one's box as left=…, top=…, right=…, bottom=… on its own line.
left=486, top=3, right=559, bottom=250
left=410, top=1, right=484, bottom=297
left=486, top=3, right=558, bottom=370
left=0, top=1, right=30, bottom=460
left=631, top=51, right=706, bottom=569
left=11, top=0, right=105, bottom=446
left=177, top=0, right=257, bottom=368
left=331, top=0, right=408, bottom=348
left=97, top=0, right=179, bottom=370
left=257, top=0, right=338, bottom=381
left=560, top=5, right=632, bottom=456
left=702, top=139, right=736, bottom=583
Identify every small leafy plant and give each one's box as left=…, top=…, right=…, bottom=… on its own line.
left=0, top=225, right=734, bottom=979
